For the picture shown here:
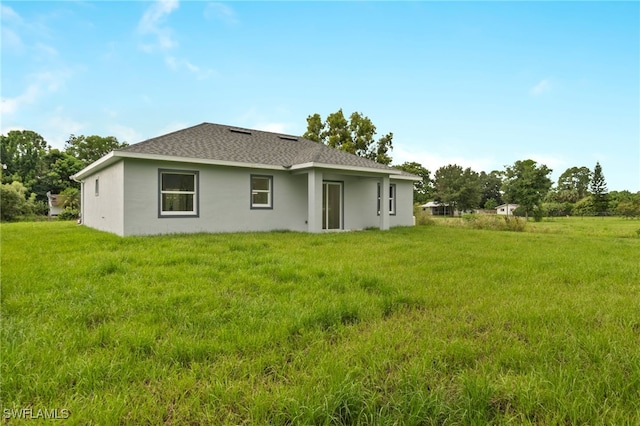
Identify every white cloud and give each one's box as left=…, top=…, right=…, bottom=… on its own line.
left=530, top=78, right=551, bottom=96
left=164, top=55, right=215, bottom=79
left=1, top=26, right=23, bottom=51
left=521, top=153, right=566, bottom=171
left=35, top=42, right=58, bottom=57
left=138, top=1, right=214, bottom=80
left=137, top=0, right=180, bottom=52
left=1, top=5, right=23, bottom=24
left=237, top=108, right=293, bottom=134
left=156, top=122, right=190, bottom=138
left=254, top=122, right=290, bottom=134
left=204, top=2, right=238, bottom=25
left=393, top=144, right=497, bottom=175
left=1, top=5, right=25, bottom=51
left=108, top=124, right=142, bottom=144
left=1, top=71, right=69, bottom=115
left=45, top=107, right=85, bottom=148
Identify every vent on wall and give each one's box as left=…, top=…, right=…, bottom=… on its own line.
left=229, top=128, right=252, bottom=135
left=278, top=135, right=298, bottom=141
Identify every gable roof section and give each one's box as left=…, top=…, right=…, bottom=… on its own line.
left=73, top=122, right=420, bottom=180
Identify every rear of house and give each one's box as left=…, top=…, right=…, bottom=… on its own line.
left=73, top=123, right=418, bottom=236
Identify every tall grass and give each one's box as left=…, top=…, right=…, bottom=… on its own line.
left=2, top=221, right=639, bottom=424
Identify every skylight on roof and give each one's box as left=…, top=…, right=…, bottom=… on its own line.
left=229, top=128, right=252, bottom=135
left=278, top=135, right=298, bottom=141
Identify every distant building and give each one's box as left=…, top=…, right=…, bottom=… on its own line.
left=46, top=191, right=64, bottom=217
left=496, top=204, right=519, bottom=216
left=420, top=201, right=454, bottom=216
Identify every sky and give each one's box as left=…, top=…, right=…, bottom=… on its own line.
left=2, top=1, right=639, bottom=192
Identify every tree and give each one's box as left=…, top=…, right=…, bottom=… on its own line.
left=502, top=159, right=553, bottom=220
left=547, top=166, right=592, bottom=205
left=33, top=149, right=84, bottom=196
left=303, top=109, right=394, bottom=165
left=394, top=162, right=431, bottom=203
left=590, top=162, right=608, bottom=215
left=0, top=130, right=50, bottom=191
left=573, top=196, right=595, bottom=216
left=433, top=164, right=481, bottom=215
left=0, top=181, right=37, bottom=221
left=557, top=166, right=591, bottom=199
left=479, top=170, right=503, bottom=209
left=65, top=134, right=128, bottom=166
left=615, top=201, right=640, bottom=219
left=608, top=190, right=640, bottom=214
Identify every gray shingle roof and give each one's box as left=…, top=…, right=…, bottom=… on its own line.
left=119, top=122, right=397, bottom=172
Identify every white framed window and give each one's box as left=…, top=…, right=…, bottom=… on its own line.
left=159, top=170, right=198, bottom=217
left=389, top=184, right=396, bottom=215
left=251, top=175, right=273, bottom=209
left=377, top=183, right=396, bottom=215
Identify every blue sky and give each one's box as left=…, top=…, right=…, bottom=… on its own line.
left=2, top=1, right=639, bottom=191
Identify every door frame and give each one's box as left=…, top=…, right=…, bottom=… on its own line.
left=322, top=181, right=343, bottom=230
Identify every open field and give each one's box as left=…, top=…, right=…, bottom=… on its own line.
left=2, top=219, right=639, bottom=424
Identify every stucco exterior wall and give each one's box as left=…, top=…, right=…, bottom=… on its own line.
left=80, top=159, right=415, bottom=236
left=390, top=180, right=415, bottom=227
left=121, top=159, right=309, bottom=236
left=81, top=160, right=124, bottom=235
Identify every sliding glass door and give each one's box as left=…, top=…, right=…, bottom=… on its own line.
left=322, top=182, right=342, bottom=230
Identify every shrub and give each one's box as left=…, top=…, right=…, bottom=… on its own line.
left=58, top=208, right=80, bottom=221
left=616, top=201, right=640, bottom=219
left=414, top=209, right=435, bottom=226
left=0, top=181, right=38, bottom=221
left=461, top=214, right=526, bottom=232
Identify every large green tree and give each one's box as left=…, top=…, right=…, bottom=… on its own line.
left=65, top=134, right=128, bottom=166
left=33, top=149, right=84, bottom=195
left=502, top=159, right=553, bottom=220
left=395, top=161, right=432, bottom=203
left=0, top=130, right=50, bottom=191
left=433, top=164, right=481, bottom=215
left=303, top=109, right=394, bottom=165
left=557, top=166, right=591, bottom=199
left=479, top=170, right=503, bottom=209
left=590, top=162, right=608, bottom=215
left=548, top=166, right=592, bottom=204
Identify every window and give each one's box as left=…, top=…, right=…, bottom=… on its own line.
left=377, top=183, right=396, bottom=215
left=95, top=178, right=99, bottom=197
left=389, top=184, right=396, bottom=215
left=251, top=175, right=273, bottom=209
left=159, top=170, right=198, bottom=217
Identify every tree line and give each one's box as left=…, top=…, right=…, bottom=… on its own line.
left=307, top=109, right=640, bottom=220
left=3, top=112, right=639, bottom=221
left=395, top=160, right=640, bottom=220
left=1, top=130, right=126, bottom=221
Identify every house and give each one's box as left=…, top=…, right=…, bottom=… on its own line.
left=420, top=201, right=452, bottom=216
left=46, top=191, right=64, bottom=217
left=496, top=204, right=519, bottom=215
left=71, top=123, right=421, bottom=236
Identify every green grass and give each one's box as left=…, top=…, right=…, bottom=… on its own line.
left=2, top=219, right=639, bottom=424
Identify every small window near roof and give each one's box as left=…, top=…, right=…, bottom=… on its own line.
left=251, top=175, right=273, bottom=209
left=95, top=178, right=99, bottom=196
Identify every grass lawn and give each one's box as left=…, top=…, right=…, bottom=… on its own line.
left=1, top=219, right=639, bottom=424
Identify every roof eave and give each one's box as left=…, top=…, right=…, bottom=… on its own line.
left=71, top=151, right=119, bottom=181
left=71, top=151, right=422, bottom=181
left=290, top=162, right=404, bottom=176
left=72, top=151, right=290, bottom=181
